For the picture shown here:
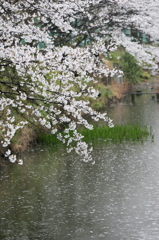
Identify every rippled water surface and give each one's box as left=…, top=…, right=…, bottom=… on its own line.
left=0, top=95, right=159, bottom=240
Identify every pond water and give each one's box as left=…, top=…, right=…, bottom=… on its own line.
left=0, top=94, right=159, bottom=240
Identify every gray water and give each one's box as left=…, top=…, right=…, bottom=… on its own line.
left=0, top=94, right=159, bottom=240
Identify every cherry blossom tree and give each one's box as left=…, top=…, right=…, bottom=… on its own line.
left=0, top=0, right=159, bottom=164
left=0, top=0, right=116, bottom=164
left=111, top=0, right=159, bottom=69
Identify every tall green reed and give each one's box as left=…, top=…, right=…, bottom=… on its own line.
left=38, top=124, right=152, bottom=145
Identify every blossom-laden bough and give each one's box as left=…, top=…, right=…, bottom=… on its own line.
left=0, top=0, right=159, bottom=164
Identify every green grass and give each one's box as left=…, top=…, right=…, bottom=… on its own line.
left=37, top=124, right=153, bottom=145
left=80, top=124, right=152, bottom=142
left=37, top=132, right=61, bottom=145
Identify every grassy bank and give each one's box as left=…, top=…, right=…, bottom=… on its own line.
left=80, top=124, right=152, bottom=142
left=38, top=124, right=153, bottom=145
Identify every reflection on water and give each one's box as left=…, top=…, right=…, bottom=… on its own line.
left=0, top=95, right=159, bottom=240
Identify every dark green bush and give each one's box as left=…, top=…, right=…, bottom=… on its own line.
left=121, top=52, right=142, bottom=84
